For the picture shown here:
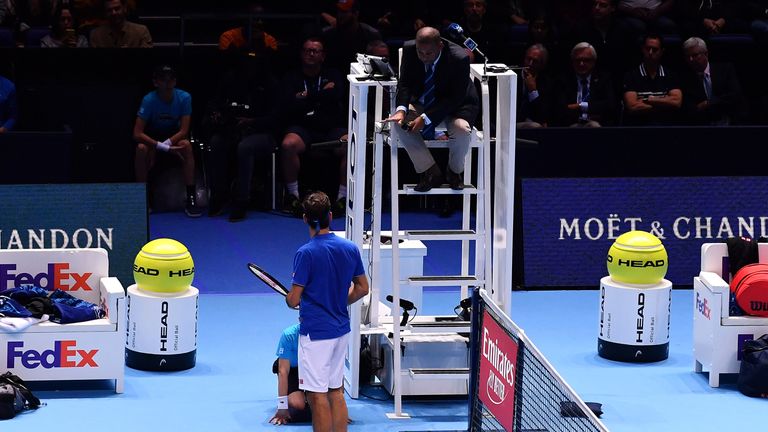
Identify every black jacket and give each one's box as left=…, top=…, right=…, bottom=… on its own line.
left=396, top=38, right=479, bottom=126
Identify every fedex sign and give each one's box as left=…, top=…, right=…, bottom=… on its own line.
left=0, top=263, right=93, bottom=291
left=7, top=340, right=98, bottom=369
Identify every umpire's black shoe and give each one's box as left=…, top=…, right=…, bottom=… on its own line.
left=185, top=194, right=203, bottom=218
left=414, top=164, right=443, bottom=192
left=445, top=168, right=464, bottom=190
left=282, top=194, right=302, bottom=217
left=228, top=201, right=247, bottom=223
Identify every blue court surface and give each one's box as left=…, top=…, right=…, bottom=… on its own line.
left=3, top=211, right=763, bottom=431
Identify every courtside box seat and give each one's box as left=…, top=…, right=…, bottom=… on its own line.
left=0, top=249, right=125, bottom=392
left=693, top=243, right=768, bottom=387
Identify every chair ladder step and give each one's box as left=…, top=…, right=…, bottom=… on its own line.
left=406, top=275, right=480, bottom=286
left=404, top=229, right=477, bottom=241
left=400, top=184, right=478, bottom=195
left=408, top=368, right=470, bottom=380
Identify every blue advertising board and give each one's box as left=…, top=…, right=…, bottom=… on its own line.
left=522, top=177, right=768, bottom=287
left=0, top=183, right=147, bottom=287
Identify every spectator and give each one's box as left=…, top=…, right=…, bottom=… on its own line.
left=71, top=0, right=136, bottom=34
left=41, top=6, right=89, bottom=48
left=278, top=37, right=348, bottom=217
left=458, top=0, right=508, bottom=64
left=745, top=0, right=768, bottom=44
left=205, top=53, right=279, bottom=222
left=551, top=42, right=616, bottom=127
left=285, top=191, right=368, bottom=432
left=677, top=0, right=749, bottom=38
left=133, top=65, right=201, bottom=217
left=0, top=74, right=17, bottom=133
left=616, top=0, right=678, bottom=45
left=269, top=323, right=313, bottom=426
left=218, top=3, right=278, bottom=59
left=89, top=0, right=151, bottom=48
left=622, top=33, right=683, bottom=125
left=680, top=36, right=746, bottom=125
left=322, top=0, right=382, bottom=72
left=384, top=27, right=479, bottom=192
left=6, top=0, right=60, bottom=47
left=517, top=43, right=551, bottom=128
left=574, top=0, right=631, bottom=78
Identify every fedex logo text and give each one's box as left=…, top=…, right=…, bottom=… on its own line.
left=0, top=263, right=93, bottom=291
left=696, top=292, right=711, bottom=319
left=7, top=341, right=99, bottom=369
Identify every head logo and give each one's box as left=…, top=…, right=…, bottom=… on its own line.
left=7, top=340, right=98, bottom=369
left=0, top=263, right=93, bottom=291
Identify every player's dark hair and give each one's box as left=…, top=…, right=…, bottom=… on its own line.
left=302, top=192, right=331, bottom=230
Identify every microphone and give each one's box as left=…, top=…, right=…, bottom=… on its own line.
left=386, top=295, right=415, bottom=311
left=446, top=23, right=487, bottom=60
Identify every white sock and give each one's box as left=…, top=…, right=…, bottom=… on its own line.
left=337, top=185, right=347, bottom=200
left=287, top=181, right=299, bottom=198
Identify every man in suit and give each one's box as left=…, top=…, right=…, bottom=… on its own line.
left=384, top=27, right=479, bottom=191
left=552, top=42, right=615, bottom=127
left=680, top=37, right=745, bottom=125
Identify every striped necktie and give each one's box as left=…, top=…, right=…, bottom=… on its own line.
left=702, top=72, right=713, bottom=101
left=420, top=63, right=436, bottom=140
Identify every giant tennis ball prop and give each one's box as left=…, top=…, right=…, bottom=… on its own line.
left=606, top=231, right=668, bottom=285
left=133, top=238, right=195, bottom=293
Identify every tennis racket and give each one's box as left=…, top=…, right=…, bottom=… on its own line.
left=247, top=263, right=298, bottom=309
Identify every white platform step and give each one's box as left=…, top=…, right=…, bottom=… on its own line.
left=407, top=321, right=471, bottom=334
left=400, top=184, right=478, bottom=195
left=408, top=368, right=470, bottom=380
left=406, top=275, right=480, bottom=286
left=404, top=229, right=478, bottom=241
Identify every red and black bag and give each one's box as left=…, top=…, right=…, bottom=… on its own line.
left=730, top=263, right=768, bottom=317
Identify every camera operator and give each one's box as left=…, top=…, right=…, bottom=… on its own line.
left=205, top=53, right=279, bottom=222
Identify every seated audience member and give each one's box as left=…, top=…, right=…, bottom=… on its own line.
left=71, top=0, right=136, bottom=33
left=677, top=0, right=749, bottom=37
left=279, top=37, right=348, bottom=217
left=383, top=27, right=479, bottom=192
left=517, top=43, right=550, bottom=128
left=133, top=66, right=201, bottom=217
left=616, top=0, right=678, bottom=45
left=680, top=36, right=745, bottom=125
left=745, top=0, right=768, bottom=43
left=5, top=0, right=59, bottom=47
left=622, top=34, right=683, bottom=125
left=41, top=6, right=89, bottom=48
left=206, top=53, right=278, bottom=222
left=458, top=0, right=508, bottom=64
left=551, top=42, right=615, bottom=127
left=574, top=0, right=631, bottom=78
left=322, top=0, right=382, bottom=72
left=90, top=0, right=151, bottom=48
left=218, top=3, right=278, bottom=58
left=0, top=74, right=17, bottom=133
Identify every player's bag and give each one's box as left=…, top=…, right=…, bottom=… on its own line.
left=0, top=372, right=41, bottom=420
left=738, top=334, right=768, bottom=397
left=730, top=263, right=768, bottom=317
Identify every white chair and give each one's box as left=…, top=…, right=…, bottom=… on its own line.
left=693, top=243, right=768, bottom=386
left=0, top=248, right=125, bottom=392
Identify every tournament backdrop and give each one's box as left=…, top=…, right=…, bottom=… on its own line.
left=522, top=176, right=768, bottom=287
left=0, top=183, right=147, bottom=286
